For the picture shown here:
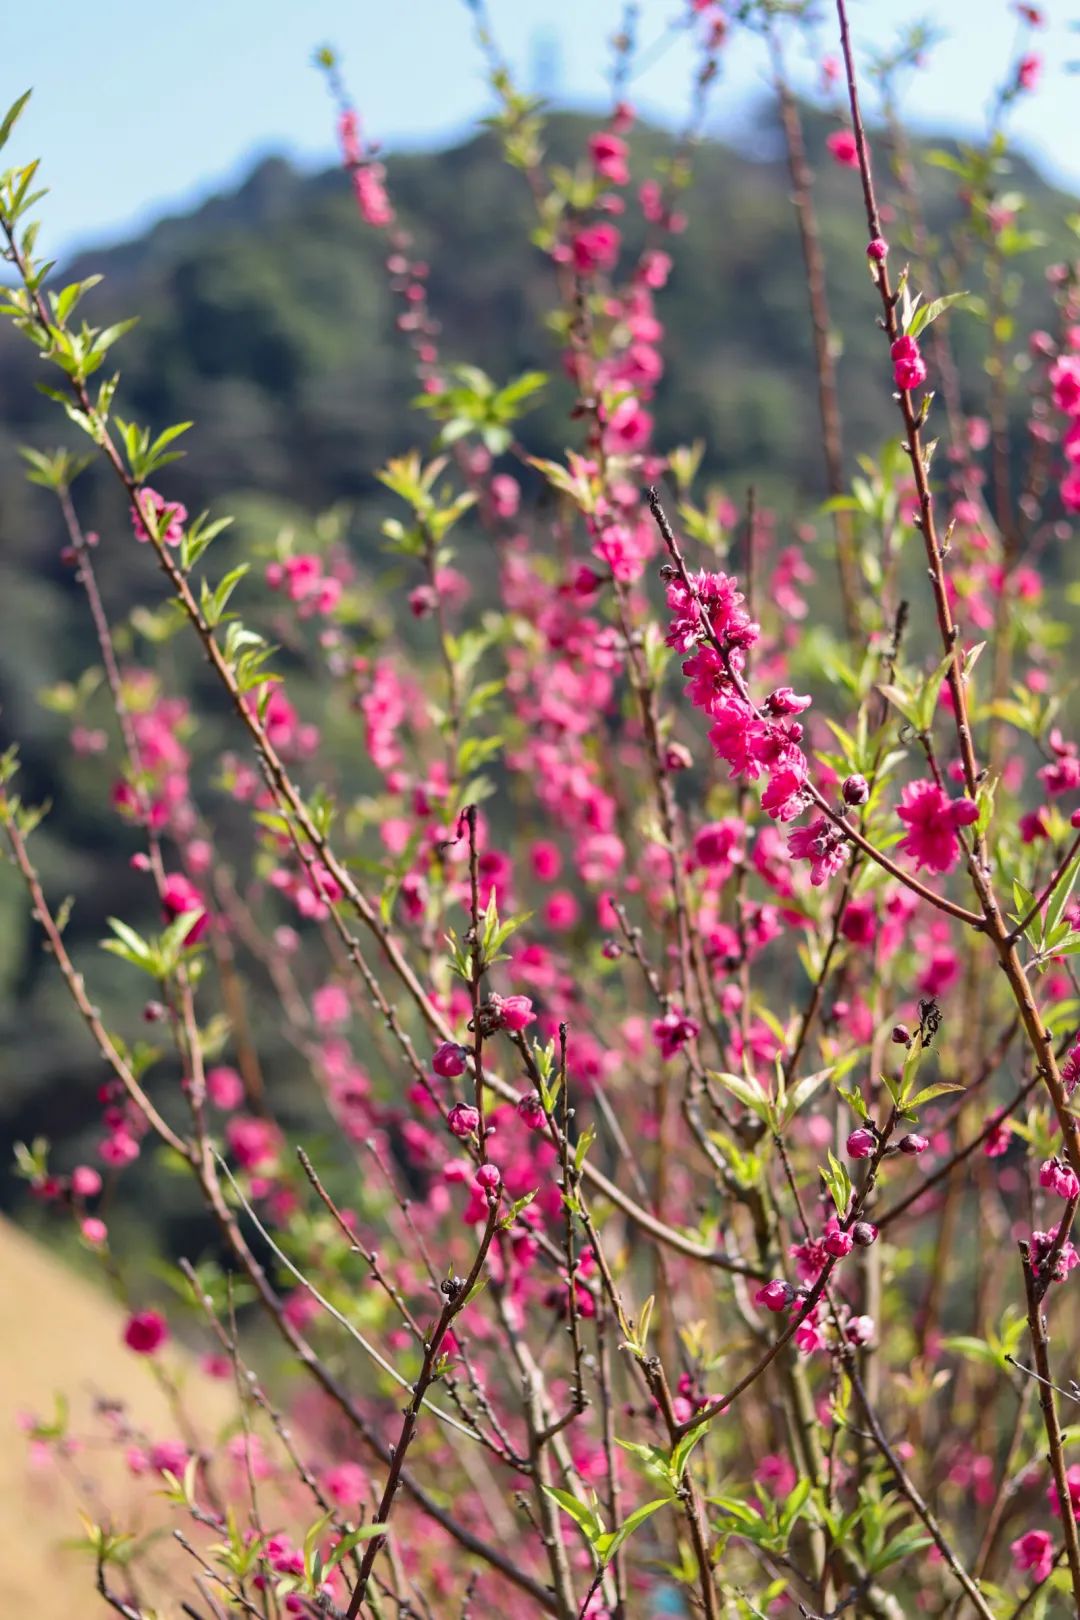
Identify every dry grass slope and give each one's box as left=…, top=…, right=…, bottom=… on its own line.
left=0, top=1215, right=233, bottom=1618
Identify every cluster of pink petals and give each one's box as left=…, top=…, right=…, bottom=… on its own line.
left=1048, top=349, right=1080, bottom=513
left=891, top=333, right=928, bottom=392
left=651, top=1007, right=700, bottom=1060
left=896, top=780, right=979, bottom=873
left=266, top=553, right=343, bottom=617
left=161, top=872, right=210, bottom=943
left=131, top=487, right=187, bottom=546
left=825, top=129, right=859, bottom=169
left=123, top=1309, right=169, bottom=1355
left=664, top=568, right=842, bottom=882
left=1011, top=1529, right=1054, bottom=1582
left=588, top=132, right=629, bottom=187
left=1031, top=1223, right=1080, bottom=1283
left=1039, top=1156, right=1080, bottom=1199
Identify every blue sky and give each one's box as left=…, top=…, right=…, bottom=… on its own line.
left=3, top=0, right=1078, bottom=261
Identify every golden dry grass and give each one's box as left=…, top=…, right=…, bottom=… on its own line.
left=0, top=1215, right=234, bottom=1618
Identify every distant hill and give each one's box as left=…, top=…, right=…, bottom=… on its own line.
left=0, top=105, right=1074, bottom=1220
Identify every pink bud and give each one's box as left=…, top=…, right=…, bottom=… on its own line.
left=488, top=993, right=535, bottom=1033
left=867, top=237, right=889, bottom=261
left=824, top=1229, right=854, bottom=1258
left=899, top=1133, right=929, bottom=1155
left=846, top=1314, right=875, bottom=1345
left=846, top=1128, right=876, bottom=1159
left=755, top=1279, right=794, bottom=1313
left=475, top=1163, right=501, bottom=1191
left=447, top=1103, right=480, bottom=1139
left=518, top=1094, right=546, bottom=1131
left=71, top=1165, right=102, bottom=1199
left=123, top=1310, right=169, bottom=1355
left=433, top=1042, right=469, bottom=1078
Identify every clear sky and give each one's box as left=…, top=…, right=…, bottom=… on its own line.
left=3, top=0, right=1078, bottom=262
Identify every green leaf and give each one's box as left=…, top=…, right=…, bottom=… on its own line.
left=543, top=1486, right=604, bottom=1542
left=707, top=1070, right=772, bottom=1124
left=906, top=292, right=976, bottom=340
left=593, top=1498, right=670, bottom=1565
left=0, top=90, right=32, bottom=152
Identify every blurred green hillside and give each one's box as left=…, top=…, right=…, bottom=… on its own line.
left=0, top=106, right=1074, bottom=1223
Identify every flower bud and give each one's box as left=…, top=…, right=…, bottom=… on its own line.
left=846, top=1128, right=876, bottom=1159
left=891, top=1024, right=911, bottom=1045
left=475, top=1163, right=501, bottom=1191
left=899, top=1133, right=929, bottom=1155
left=842, top=774, right=869, bottom=806
left=846, top=1314, right=875, bottom=1345
left=754, top=1279, right=795, bottom=1313
left=447, top=1103, right=480, bottom=1138
left=433, top=1041, right=469, bottom=1079
left=852, top=1221, right=878, bottom=1247
left=824, top=1228, right=854, bottom=1258
left=866, top=237, right=889, bottom=262
left=518, top=1094, right=546, bottom=1131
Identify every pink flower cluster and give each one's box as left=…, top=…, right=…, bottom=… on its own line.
left=896, top=780, right=979, bottom=873
left=891, top=334, right=928, bottom=392
left=664, top=568, right=846, bottom=883
left=266, top=553, right=344, bottom=617
left=1049, top=348, right=1080, bottom=513
left=131, top=487, right=187, bottom=547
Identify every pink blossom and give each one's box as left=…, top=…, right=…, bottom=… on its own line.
left=984, top=1117, right=1013, bottom=1157
left=571, top=224, right=621, bottom=276
left=1050, top=1463, right=1080, bottom=1521
left=1011, top=1529, right=1054, bottom=1582
left=161, top=873, right=210, bottom=942
left=206, top=1066, right=244, bottom=1110
left=588, top=133, right=630, bottom=187
left=489, top=474, right=520, bottom=518
left=847, top=1129, right=876, bottom=1159
left=352, top=164, right=394, bottom=228
left=755, top=1454, right=797, bottom=1496
left=447, top=1103, right=480, bottom=1138
left=131, top=488, right=187, bottom=547
left=891, top=333, right=928, bottom=391
left=150, top=1439, right=188, bottom=1475
left=692, top=819, right=743, bottom=875
left=123, top=1309, right=169, bottom=1355
left=433, top=1041, right=469, bottom=1078
left=323, top=1462, right=367, bottom=1506
left=225, top=1115, right=280, bottom=1171
left=755, top=1279, right=795, bottom=1313
left=518, top=1094, right=546, bottom=1131
left=487, top=993, right=535, bottom=1032
left=1039, top=1157, right=1080, bottom=1199
left=312, top=982, right=351, bottom=1029
left=896, top=780, right=978, bottom=873
left=826, top=130, right=859, bottom=168
left=71, top=1165, right=102, bottom=1198
left=1050, top=357, right=1080, bottom=415
left=100, top=1129, right=140, bottom=1167
left=1032, top=1223, right=1080, bottom=1282
left=652, top=1008, right=700, bottom=1060
left=1016, top=53, right=1042, bottom=91
left=603, top=397, right=652, bottom=454
left=788, top=817, right=846, bottom=885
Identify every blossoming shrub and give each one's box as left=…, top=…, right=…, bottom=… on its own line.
left=3, top=2, right=1080, bottom=1616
